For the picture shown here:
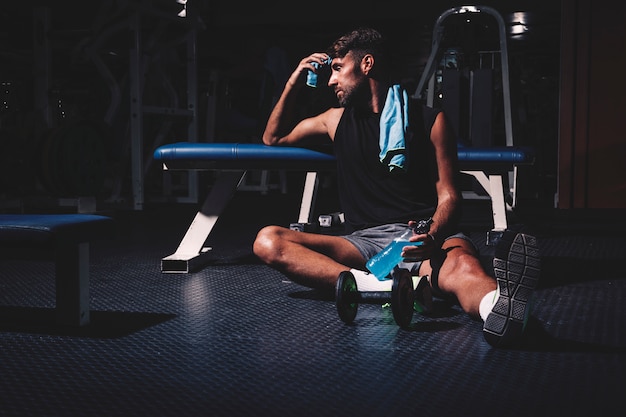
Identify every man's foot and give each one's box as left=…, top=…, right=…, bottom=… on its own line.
left=483, top=231, right=541, bottom=348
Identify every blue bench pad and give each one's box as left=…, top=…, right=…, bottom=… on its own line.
left=154, top=143, right=336, bottom=170
left=0, top=214, right=114, bottom=246
left=153, top=142, right=534, bottom=171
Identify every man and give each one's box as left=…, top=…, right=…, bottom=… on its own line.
left=252, top=27, right=540, bottom=347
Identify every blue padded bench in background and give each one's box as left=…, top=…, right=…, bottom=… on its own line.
left=0, top=214, right=114, bottom=326
left=153, top=142, right=535, bottom=273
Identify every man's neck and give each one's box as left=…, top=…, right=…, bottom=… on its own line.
left=369, top=79, right=390, bottom=114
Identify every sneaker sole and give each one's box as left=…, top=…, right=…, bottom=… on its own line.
left=483, top=232, right=541, bottom=347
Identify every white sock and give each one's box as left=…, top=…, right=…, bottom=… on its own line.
left=351, top=269, right=392, bottom=292
left=479, top=289, right=498, bottom=321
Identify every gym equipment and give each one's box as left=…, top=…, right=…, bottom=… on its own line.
left=0, top=214, right=114, bottom=326
left=152, top=142, right=535, bottom=272
left=390, top=268, right=416, bottom=328
left=413, top=5, right=525, bottom=210
left=335, top=269, right=431, bottom=328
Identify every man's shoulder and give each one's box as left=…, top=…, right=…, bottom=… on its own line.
left=325, top=107, right=344, bottom=123
left=326, top=106, right=345, bottom=116
left=323, top=107, right=345, bottom=139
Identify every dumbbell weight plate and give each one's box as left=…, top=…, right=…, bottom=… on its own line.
left=336, top=271, right=358, bottom=323
left=391, top=268, right=414, bottom=328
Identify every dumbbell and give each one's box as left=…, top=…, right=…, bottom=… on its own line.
left=335, top=269, right=431, bottom=328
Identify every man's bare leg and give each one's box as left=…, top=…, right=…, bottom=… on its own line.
left=418, top=233, right=540, bottom=347
left=417, top=237, right=495, bottom=318
left=253, top=225, right=367, bottom=290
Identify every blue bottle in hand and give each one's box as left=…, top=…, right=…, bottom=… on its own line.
left=366, top=218, right=433, bottom=281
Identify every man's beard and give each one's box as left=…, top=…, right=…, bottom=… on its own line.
left=337, top=79, right=369, bottom=108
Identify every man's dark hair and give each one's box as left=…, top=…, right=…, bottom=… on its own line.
left=327, top=27, right=389, bottom=77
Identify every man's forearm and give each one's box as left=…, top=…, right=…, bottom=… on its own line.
left=429, top=194, right=462, bottom=243
left=262, top=81, right=302, bottom=145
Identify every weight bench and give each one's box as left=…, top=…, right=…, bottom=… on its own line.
left=0, top=214, right=114, bottom=326
left=153, top=142, right=535, bottom=273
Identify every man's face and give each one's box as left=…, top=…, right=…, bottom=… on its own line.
left=328, top=52, right=368, bottom=107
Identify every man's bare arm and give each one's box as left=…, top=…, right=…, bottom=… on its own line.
left=263, top=53, right=338, bottom=146
left=426, top=111, right=463, bottom=242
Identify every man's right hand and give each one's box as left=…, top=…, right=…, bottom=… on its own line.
left=288, top=53, right=331, bottom=88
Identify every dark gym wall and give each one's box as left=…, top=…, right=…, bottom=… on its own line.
left=0, top=1, right=569, bottom=209
left=558, top=0, right=626, bottom=209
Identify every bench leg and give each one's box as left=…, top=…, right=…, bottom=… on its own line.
left=461, top=170, right=511, bottom=244
left=162, top=170, right=246, bottom=273
left=297, top=172, right=320, bottom=224
left=55, top=242, right=90, bottom=326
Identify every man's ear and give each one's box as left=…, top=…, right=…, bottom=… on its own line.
left=361, top=54, right=374, bottom=75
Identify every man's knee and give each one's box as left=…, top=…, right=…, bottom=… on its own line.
left=253, top=225, right=284, bottom=263
left=428, top=242, right=484, bottom=293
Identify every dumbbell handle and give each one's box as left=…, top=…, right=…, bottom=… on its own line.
left=341, top=290, right=391, bottom=304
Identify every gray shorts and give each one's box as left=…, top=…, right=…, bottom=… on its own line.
left=340, top=223, right=476, bottom=274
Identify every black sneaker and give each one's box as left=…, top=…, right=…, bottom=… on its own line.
left=483, top=231, right=541, bottom=347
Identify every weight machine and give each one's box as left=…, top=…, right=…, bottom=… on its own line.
left=413, top=5, right=521, bottom=208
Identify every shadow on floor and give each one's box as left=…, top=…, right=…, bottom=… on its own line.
left=0, top=307, right=176, bottom=338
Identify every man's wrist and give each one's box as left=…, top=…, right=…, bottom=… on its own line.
left=427, top=232, right=444, bottom=247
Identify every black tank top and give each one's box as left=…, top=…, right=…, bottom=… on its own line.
left=334, top=103, right=441, bottom=232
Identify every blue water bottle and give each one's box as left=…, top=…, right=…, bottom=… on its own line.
left=365, top=218, right=433, bottom=281
left=306, top=57, right=332, bottom=87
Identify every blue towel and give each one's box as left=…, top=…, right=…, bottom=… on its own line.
left=379, top=84, right=410, bottom=172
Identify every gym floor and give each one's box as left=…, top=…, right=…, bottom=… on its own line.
left=1, top=177, right=625, bottom=417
